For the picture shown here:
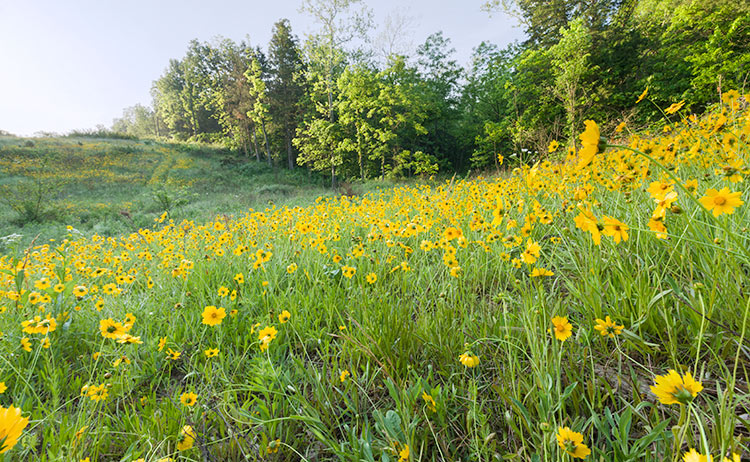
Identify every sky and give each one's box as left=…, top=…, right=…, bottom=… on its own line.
left=0, top=0, right=524, bottom=136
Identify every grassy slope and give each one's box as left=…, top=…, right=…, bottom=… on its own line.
left=0, top=136, right=331, bottom=249
left=0, top=102, right=749, bottom=462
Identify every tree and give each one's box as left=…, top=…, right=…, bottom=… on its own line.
left=268, top=19, right=306, bottom=169
left=414, top=32, right=464, bottom=170
left=246, top=56, right=273, bottom=165
left=548, top=18, right=594, bottom=144
left=297, top=0, right=373, bottom=186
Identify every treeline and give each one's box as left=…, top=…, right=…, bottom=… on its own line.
left=112, top=0, right=749, bottom=184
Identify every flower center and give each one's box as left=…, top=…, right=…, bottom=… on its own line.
left=714, top=196, right=726, bottom=205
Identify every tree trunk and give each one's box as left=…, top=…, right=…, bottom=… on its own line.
left=286, top=126, right=294, bottom=170
left=261, top=120, right=272, bottom=166
left=251, top=126, right=260, bottom=162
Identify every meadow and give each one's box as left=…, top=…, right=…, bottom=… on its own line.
left=0, top=136, right=330, bottom=250
left=0, top=92, right=749, bottom=461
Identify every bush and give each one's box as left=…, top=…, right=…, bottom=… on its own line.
left=0, top=177, right=67, bottom=225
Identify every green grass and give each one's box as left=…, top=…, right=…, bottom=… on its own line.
left=0, top=135, right=332, bottom=250
left=0, top=106, right=749, bottom=462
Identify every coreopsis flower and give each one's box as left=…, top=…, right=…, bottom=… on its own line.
left=422, top=392, right=437, bottom=412
left=551, top=316, right=573, bottom=341
left=647, top=180, right=675, bottom=200
left=180, top=392, right=197, bottom=407
left=683, top=448, right=710, bottom=462
left=21, top=338, right=31, bottom=352
left=459, top=352, right=479, bottom=368
left=531, top=267, right=554, bottom=277
left=117, top=334, right=143, bottom=344
left=234, top=273, right=244, bottom=284
left=574, top=205, right=601, bottom=245
left=594, top=316, right=624, bottom=338
left=0, top=405, right=30, bottom=454
left=601, top=217, right=629, bottom=243
left=648, top=217, right=669, bottom=239
left=521, top=239, right=541, bottom=265
left=366, top=273, right=377, bottom=284
left=0, top=383, right=6, bottom=394
left=443, top=227, right=463, bottom=240
left=398, top=444, right=410, bottom=461
left=636, top=87, right=648, bottom=103
left=278, top=310, right=291, bottom=323
left=699, top=187, right=744, bottom=216
left=267, top=438, right=281, bottom=454
left=176, top=425, right=195, bottom=451
left=341, top=266, right=356, bottom=278
left=548, top=140, right=560, bottom=153
left=340, top=370, right=350, bottom=383
left=202, top=306, right=226, bottom=326
left=651, top=370, right=703, bottom=405
left=158, top=337, right=167, bottom=352
left=166, top=348, right=181, bottom=361
left=578, top=120, right=601, bottom=169
left=99, top=319, right=126, bottom=339
left=665, top=100, right=685, bottom=115
left=287, top=263, right=298, bottom=274
left=258, top=326, right=278, bottom=351
left=556, top=427, right=591, bottom=459
left=217, top=286, right=229, bottom=297
left=204, top=348, right=219, bottom=358
left=73, top=285, right=88, bottom=298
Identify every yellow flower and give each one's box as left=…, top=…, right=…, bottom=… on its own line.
left=258, top=326, right=278, bottom=351
left=665, top=100, right=685, bottom=115
left=636, top=87, right=648, bottom=104
left=217, top=286, right=229, bottom=297
left=0, top=383, right=6, bottom=394
left=72, top=285, right=88, bottom=298
left=578, top=120, right=601, bottom=169
left=158, top=337, right=167, bottom=352
left=341, top=265, right=356, bottom=278
left=166, top=348, right=181, bottom=361
left=278, top=310, right=291, bottom=323
left=548, top=140, right=560, bottom=153
left=0, top=406, right=29, bottom=454
left=698, top=187, right=744, bottom=216
left=650, top=370, right=703, bottom=405
left=176, top=425, right=195, bottom=451
left=200, top=348, right=217, bottom=360
left=340, top=370, right=350, bottom=383
left=202, top=305, right=226, bottom=326
left=399, top=444, right=410, bottom=461
left=459, top=352, right=479, bottom=368
left=287, top=263, right=298, bottom=274
left=267, top=438, right=281, bottom=454
left=180, top=392, right=198, bottom=407
left=556, top=426, right=591, bottom=459
left=366, top=272, right=377, bottom=284
left=21, top=338, right=31, bottom=352
left=422, top=392, right=436, bottom=412
left=593, top=316, right=624, bottom=338
left=521, top=239, right=541, bottom=265
left=99, top=318, right=126, bottom=339
left=551, top=316, right=573, bottom=341
left=601, top=216, right=629, bottom=243
left=530, top=267, right=554, bottom=277
left=683, top=448, right=710, bottom=462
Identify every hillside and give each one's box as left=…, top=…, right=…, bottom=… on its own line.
left=0, top=99, right=748, bottom=461
left=0, top=136, right=329, bottom=250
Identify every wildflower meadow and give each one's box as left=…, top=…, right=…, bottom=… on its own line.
left=0, top=91, right=748, bottom=461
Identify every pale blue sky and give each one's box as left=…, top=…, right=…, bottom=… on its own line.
left=0, top=0, right=523, bottom=136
